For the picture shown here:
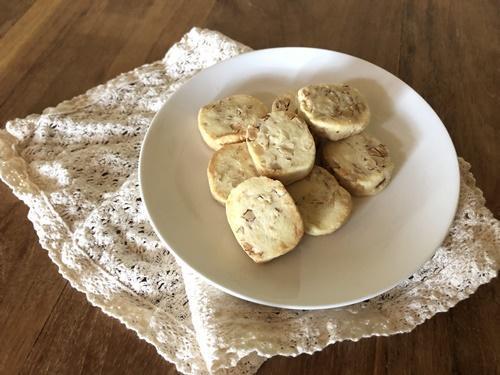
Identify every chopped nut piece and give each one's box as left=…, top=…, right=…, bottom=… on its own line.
left=367, top=144, right=388, bottom=158
left=242, top=209, right=256, bottom=222
left=246, top=126, right=258, bottom=141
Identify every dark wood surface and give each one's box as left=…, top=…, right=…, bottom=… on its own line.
left=1, top=1, right=499, bottom=374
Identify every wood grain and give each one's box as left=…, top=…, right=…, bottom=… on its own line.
left=0, top=0, right=498, bottom=374
left=0, top=183, right=67, bottom=375
left=0, top=0, right=34, bottom=38
left=18, top=285, right=177, bottom=375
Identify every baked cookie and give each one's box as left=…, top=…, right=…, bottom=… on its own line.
left=246, top=111, right=315, bottom=185
left=207, top=143, right=259, bottom=204
left=298, top=84, right=370, bottom=141
left=288, top=166, right=352, bottom=236
left=226, top=176, right=304, bottom=263
left=322, top=132, right=394, bottom=196
left=198, top=95, right=267, bottom=150
left=271, top=92, right=301, bottom=117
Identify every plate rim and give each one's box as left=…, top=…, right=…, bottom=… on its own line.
left=139, top=47, right=460, bottom=310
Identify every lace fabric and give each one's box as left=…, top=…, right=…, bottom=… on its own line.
left=0, top=28, right=498, bottom=374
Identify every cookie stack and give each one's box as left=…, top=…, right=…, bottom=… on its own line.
left=198, top=84, right=394, bottom=263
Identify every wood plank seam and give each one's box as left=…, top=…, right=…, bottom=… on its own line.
left=23, top=282, right=68, bottom=362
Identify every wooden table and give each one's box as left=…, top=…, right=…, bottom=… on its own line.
left=1, top=1, right=498, bottom=374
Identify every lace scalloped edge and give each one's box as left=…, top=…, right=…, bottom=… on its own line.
left=0, top=129, right=201, bottom=375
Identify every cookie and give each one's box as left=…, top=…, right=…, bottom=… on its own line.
left=298, top=84, right=370, bottom=141
left=288, top=166, right=352, bottom=236
left=322, top=132, right=394, bottom=196
left=198, top=95, right=267, bottom=150
left=271, top=92, right=301, bottom=117
left=246, top=111, right=315, bottom=185
left=207, top=143, right=259, bottom=204
left=226, top=176, right=304, bottom=263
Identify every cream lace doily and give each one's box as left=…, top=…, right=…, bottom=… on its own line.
left=0, top=28, right=498, bottom=375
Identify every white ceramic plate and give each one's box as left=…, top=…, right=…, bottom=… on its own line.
left=139, top=48, right=459, bottom=309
